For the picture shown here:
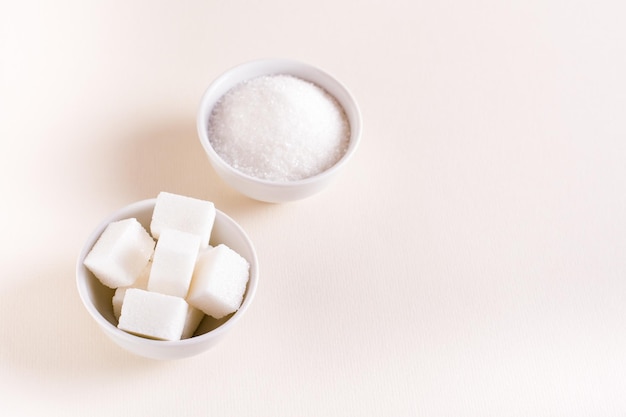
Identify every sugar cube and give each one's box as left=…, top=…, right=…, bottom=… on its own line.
left=150, top=191, right=216, bottom=248
left=182, top=306, right=205, bottom=339
left=112, top=261, right=151, bottom=320
left=187, top=244, right=250, bottom=319
left=84, top=218, right=155, bottom=289
left=148, top=228, right=201, bottom=298
left=117, top=288, right=189, bottom=341
left=112, top=288, right=127, bottom=321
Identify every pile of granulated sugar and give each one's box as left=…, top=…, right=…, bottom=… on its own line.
left=208, top=74, right=350, bottom=182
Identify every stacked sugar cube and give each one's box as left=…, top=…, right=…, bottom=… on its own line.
left=83, top=192, right=250, bottom=341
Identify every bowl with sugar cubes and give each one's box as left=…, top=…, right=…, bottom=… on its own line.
left=76, top=192, right=258, bottom=360
left=197, top=58, right=362, bottom=203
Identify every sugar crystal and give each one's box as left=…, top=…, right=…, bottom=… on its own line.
left=208, top=74, right=350, bottom=182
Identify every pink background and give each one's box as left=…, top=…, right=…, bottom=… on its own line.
left=1, top=0, right=624, bottom=415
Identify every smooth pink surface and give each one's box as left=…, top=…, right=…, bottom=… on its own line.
left=2, top=1, right=626, bottom=415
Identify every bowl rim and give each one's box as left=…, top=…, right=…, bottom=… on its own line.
left=196, top=58, right=363, bottom=189
left=75, top=198, right=259, bottom=348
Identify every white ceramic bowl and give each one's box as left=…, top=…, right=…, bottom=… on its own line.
left=197, top=59, right=362, bottom=203
left=76, top=199, right=259, bottom=360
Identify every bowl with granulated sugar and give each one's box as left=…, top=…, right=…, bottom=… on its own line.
left=197, top=59, right=362, bottom=203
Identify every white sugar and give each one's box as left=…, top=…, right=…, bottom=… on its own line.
left=117, top=288, right=189, bottom=341
left=208, top=74, right=350, bottom=182
left=187, top=244, right=250, bottom=319
left=150, top=191, right=215, bottom=248
left=83, top=218, right=155, bottom=289
left=148, top=228, right=201, bottom=298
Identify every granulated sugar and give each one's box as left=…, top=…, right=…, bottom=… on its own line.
left=208, top=74, right=350, bottom=182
